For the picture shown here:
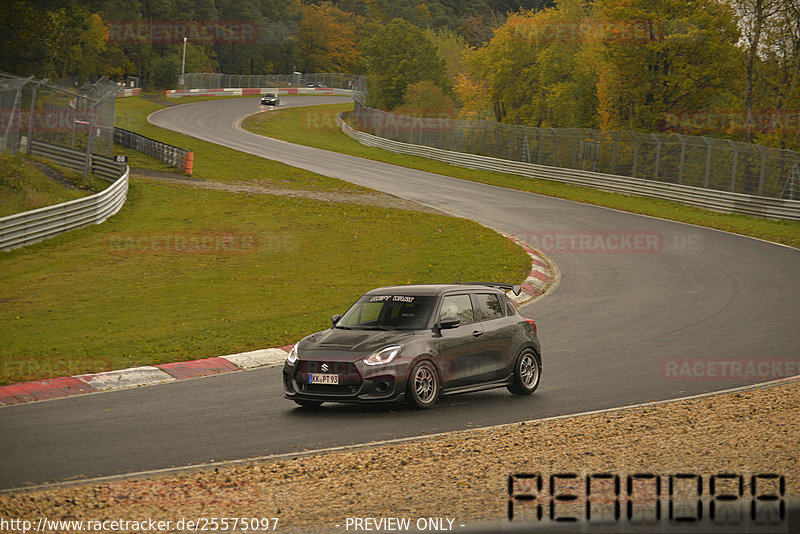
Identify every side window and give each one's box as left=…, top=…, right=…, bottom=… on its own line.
left=506, top=300, right=517, bottom=316
left=439, top=294, right=474, bottom=325
left=475, top=293, right=504, bottom=321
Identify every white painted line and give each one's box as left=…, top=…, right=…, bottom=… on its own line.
left=76, top=366, right=176, bottom=391
left=221, top=348, right=288, bottom=369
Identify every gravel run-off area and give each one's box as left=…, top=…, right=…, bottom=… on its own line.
left=1, top=378, right=798, bottom=533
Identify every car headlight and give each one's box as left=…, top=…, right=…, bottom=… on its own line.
left=363, top=345, right=402, bottom=366
left=286, top=344, right=298, bottom=364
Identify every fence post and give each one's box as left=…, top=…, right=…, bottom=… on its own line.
left=652, top=134, right=661, bottom=180
left=757, top=145, right=766, bottom=196
left=26, top=79, right=45, bottom=154
left=676, top=134, right=686, bottom=184
left=610, top=131, right=618, bottom=175
left=632, top=135, right=639, bottom=178
left=550, top=128, right=559, bottom=167
left=728, top=140, right=738, bottom=192
left=83, top=101, right=97, bottom=180
left=702, top=136, right=712, bottom=188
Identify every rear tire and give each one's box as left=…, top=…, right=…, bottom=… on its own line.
left=406, top=360, right=440, bottom=409
left=507, top=349, right=541, bottom=396
left=293, top=400, right=323, bottom=408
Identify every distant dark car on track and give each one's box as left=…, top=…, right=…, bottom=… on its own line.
left=260, top=93, right=280, bottom=106
left=283, top=284, right=541, bottom=409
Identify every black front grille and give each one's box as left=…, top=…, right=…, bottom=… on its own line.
left=296, top=360, right=362, bottom=394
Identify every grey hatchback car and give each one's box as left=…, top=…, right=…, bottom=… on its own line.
left=283, top=284, right=541, bottom=408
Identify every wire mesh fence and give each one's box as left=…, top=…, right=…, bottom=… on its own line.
left=182, top=72, right=367, bottom=93
left=0, top=72, right=121, bottom=177
left=352, top=102, right=800, bottom=200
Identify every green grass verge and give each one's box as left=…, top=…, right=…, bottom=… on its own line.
left=0, top=154, right=105, bottom=217
left=242, top=103, right=800, bottom=249
left=0, top=98, right=531, bottom=385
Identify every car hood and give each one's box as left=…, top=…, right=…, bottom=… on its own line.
left=299, top=328, right=415, bottom=357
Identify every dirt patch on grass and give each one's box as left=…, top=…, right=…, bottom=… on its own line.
left=131, top=170, right=448, bottom=214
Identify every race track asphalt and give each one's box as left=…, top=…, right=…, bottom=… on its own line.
left=1, top=95, right=798, bottom=490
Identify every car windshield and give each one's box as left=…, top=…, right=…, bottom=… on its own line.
left=337, top=295, right=435, bottom=330
left=264, top=93, right=276, bottom=97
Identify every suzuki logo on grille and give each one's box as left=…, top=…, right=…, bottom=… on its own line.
left=321, top=363, right=329, bottom=372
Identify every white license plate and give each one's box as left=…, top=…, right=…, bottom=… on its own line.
left=309, top=373, right=339, bottom=385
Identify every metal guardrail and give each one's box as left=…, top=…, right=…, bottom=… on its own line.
left=113, top=127, right=193, bottom=175
left=338, top=114, right=800, bottom=221
left=0, top=141, right=129, bottom=251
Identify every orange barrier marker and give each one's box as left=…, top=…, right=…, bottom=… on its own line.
left=184, top=151, right=194, bottom=176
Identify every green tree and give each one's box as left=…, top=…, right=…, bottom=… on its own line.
left=467, top=0, right=599, bottom=127
left=595, top=0, right=741, bottom=131
left=395, top=80, right=457, bottom=118
left=150, top=52, right=181, bottom=89
left=361, top=18, right=448, bottom=109
left=424, top=27, right=468, bottom=83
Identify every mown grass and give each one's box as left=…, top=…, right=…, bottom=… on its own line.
left=243, top=103, right=800, bottom=249
left=0, top=154, right=106, bottom=217
left=0, top=97, right=531, bottom=385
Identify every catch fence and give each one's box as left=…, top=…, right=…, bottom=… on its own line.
left=353, top=102, right=799, bottom=201
left=0, top=72, right=122, bottom=178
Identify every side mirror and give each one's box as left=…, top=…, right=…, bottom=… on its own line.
left=331, top=314, right=342, bottom=326
left=439, top=317, right=460, bottom=329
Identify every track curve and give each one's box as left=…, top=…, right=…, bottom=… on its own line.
left=1, top=96, right=798, bottom=490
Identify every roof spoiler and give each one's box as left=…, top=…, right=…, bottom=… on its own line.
left=465, top=282, right=522, bottom=296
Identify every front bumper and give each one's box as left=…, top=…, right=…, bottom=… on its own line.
left=283, top=358, right=408, bottom=403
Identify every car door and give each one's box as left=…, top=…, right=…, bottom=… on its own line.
left=472, top=292, right=516, bottom=382
left=433, top=293, right=486, bottom=388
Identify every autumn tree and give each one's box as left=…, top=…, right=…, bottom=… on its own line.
left=293, top=2, right=363, bottom=73
left=361, top=18, right=448, bottom=109
left=466, top=0, right=599, bottom=127
left=594, top=0, right=740, bottom=131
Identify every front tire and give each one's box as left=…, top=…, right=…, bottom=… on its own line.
left=406, top=360, right=440, bottom=409
left=508, top=349, right=541, bottom=396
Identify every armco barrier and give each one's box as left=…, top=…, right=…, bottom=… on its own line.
left=338, top=115, right=800, bottom=221
left=118, top=87, right=141, bottom=97
left=1, top=142, right=129, bottom=251
left=113, top=127, right=193, bottom=175
left=165, top=87, right=354, bottom=98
